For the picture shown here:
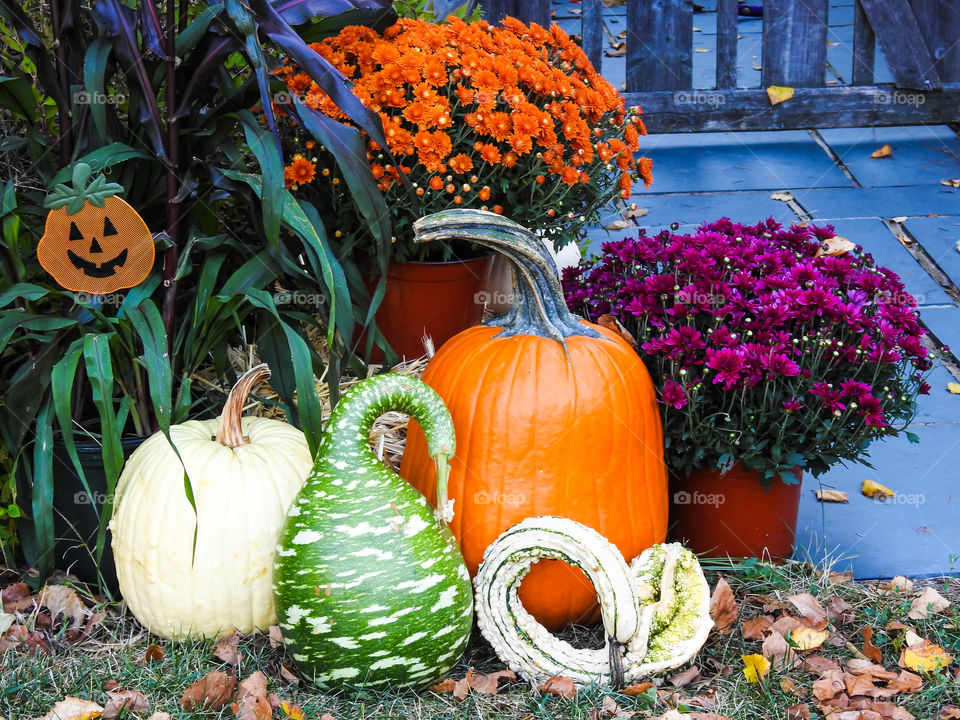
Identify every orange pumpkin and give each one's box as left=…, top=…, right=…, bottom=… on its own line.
left=38, top=164, right=154, bottom=294
left=399, top=209, right=668, bottom=630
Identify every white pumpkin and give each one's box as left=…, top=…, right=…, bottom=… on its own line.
left=111, top=364, right=312, bottom=639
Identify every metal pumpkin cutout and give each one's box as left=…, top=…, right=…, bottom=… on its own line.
left=38, top=163, right=154, bottom=294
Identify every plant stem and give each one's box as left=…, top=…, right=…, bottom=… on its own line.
left=161, top=0, right=180, bottom=416
left=50, top=0, right=74, bottom=163
left=215, top=364, right=270, bottom=448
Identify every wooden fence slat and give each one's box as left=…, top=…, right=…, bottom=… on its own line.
left=852, top=0, right=876, bottom=84
left=761, top=0, right=829, bottom=87
left=482, top=0, right=549, bottom=29
left=858, top=0, right=941, bottom=89
left=623, top=84, right=960, bottom=132
left=625, top=0, right=693, bottom=92
left=909, top=0, right=960, bottom=82
left=715, top=0, right=738, bottom=89
left=581, top=0, right=604, bottom=74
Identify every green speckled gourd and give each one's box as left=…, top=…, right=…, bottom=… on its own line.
left=273, top=374, right=473, bottom=688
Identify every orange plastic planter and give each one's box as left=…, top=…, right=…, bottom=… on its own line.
left=361, top=256, right=492, bottom=360
left=668, top=464, right=803, bottom=561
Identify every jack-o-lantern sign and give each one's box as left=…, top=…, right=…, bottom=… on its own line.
left=39, top=163, right=154, bottom=294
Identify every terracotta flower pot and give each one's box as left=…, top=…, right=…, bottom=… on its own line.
left=667, top=464, right=803, bottom=560
left=362, top=255, right=493, bottom=361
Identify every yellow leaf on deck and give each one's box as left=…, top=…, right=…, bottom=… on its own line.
left=900, top=640, right=953, bottom=672
left=695, top=47, right=710, bottom=52
left=870, top=144, right=893, bottom=158
left=941, top=179, right=960, bottom=188
left=862, top=479, right=895, bottom=499
left=742, top=654, right=771, bottom=683
left=790, top=627, right=830, bottom=650
left=891, top=216, right=909, bottom=223
left=770, top=191, right=794, bottom=202
left=947, top=382, right=960, bottom=394
left=816, top=489, right=849, bottom=503
left=766, top=86, right=794, bottom=106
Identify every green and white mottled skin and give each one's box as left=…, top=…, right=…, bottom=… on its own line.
left=273, top=374, right=473, bottom=689
left=474, top=517, right=712, bottom=686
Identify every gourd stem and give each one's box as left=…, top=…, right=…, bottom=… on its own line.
left=413, top=210, right=603, bottom=345
left=323, top=374, right=456, bottom=520
left=215, top=364, right=271, bottom=448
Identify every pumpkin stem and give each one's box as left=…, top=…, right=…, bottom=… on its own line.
left=322, top=373, right=457, bottom=522
left=215, top=363, right=271, bottom=448
left=413, top=209, right=603, bottom=349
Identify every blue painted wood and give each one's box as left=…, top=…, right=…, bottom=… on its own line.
left=581, top=0, right=604, bottom=74
left=903, top=217, right=960, bottom=293
left=635, top=129, right=852, bottom=193
left=858, top=0, right=941, bottom=89
left=621, top=84, right=960, bottom=132
left=795, top=185, right=960, bottom=223
left=626, top=0, right=694, bottom=92
left=910, top=0, right=960, bottom=83
left=714, top=0, right=737, bottom=89
left=817, top=125, right=960, bottom=189
left=794, top=422, right=960, bottom=579
left=820, top=218, right=954, bottom=307
left=761, top=0, right=829, bottom=87
left=852, top=0, right=876, bottom=84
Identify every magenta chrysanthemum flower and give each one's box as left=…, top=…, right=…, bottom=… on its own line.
left=661, top=379, right=688, bottom=409
left=706, top=347, right=745, bottom=389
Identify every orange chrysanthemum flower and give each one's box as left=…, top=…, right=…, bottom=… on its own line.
left=478, top=186, right=491, bottom=201
left=429, top=176, right=444, bottom=190
left=284, top=154, right=316, bottom=188
left=638, top=157, right=654, bottom=188
left=449, top=154, right=474, bottom=174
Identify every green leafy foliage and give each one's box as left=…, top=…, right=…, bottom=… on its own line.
left=0, top=0, right=398, bottom=581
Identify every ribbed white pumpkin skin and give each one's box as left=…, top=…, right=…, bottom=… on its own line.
left=111, top=416, right=311, bottom=639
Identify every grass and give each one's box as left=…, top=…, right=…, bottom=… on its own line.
left=2, top=558, right=959, bottom=719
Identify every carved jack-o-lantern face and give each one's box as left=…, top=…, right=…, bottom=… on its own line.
left=38, top=196, right=154, bottom=294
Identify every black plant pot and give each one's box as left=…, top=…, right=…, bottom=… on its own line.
left=51, top=436, right=146, bottom=596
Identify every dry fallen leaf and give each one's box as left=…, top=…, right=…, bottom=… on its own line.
left=469, top=669, right=516, bottom=695
left=948, top=382, right=960, bottom=394
left=146, top=714, right=171, bottom=720
left=862, top=479, right=895, bottom=499
left=940, top=706, right=960, bottom=719
left=214, top=632, right=242, bottom=665
left=870, top=144, right=894, bottom=159
left=790, top=627, right=830, bottom=650
left=788, top=593, right=829, bottom=625
left=669, top=665, right=701, bottom=687
left=897, top=233, right=914, bottom=247
left=590, top=696, right=636, bottom=719
left=453, top=673, right=471, bottom=701
left=621, top=682, right=654, bottom=696
left=624, top=206, right=648, bottom=219
left=232, top=671, right=272, bottom=720
left=766, top=85, right=794, bottom=105
left=815, top=236, right=856, bottom=257
left=742, top=615, right=773, bottom=640
left=861, top=626, right=883, bottom=663
left=1, top=582, right=33, bottom=613
left=180, top=670, right=236, bottom=711
left=908, top=587, right=951, bottom=620
left=941, top=179, right=960, bottom=188
left=742, top=654, right=770, bottom=683
left=278, top=663, right=299, bottom=687
left=0, top=613, right=14, bottom=635
left=880, top=576, right=914, bottom=594
left=603, top=219, right=633, bottom=230
left=780, top=677, right=802, bottom=696
left=597, top=314, right=637, bottom=347
left=102, top=690, right=149, bottom=720
left=605, top=46, right=626, bottom=57
left=900, top=639, right=953, bottom=672
left=812, top=669, right=845, bottom=701
left=891, top=216, right=909, bottom=223
left=37, top=585, right=87, bottom=630
left=710, top=578, right=738, bottom=635
left=802, top=653, right=842, bottom=676
left=540, top=675, right=577, bottom=699
left=144, top=644, right=164, bottom=664
left=763, top=630, right=797, bottom=667
left=268, top=626, right=284, bottom=649
left=770, top=190, right=794, bottom=202
left=427, top=678, right=456, bottom=694
left=816, top=489, right=849, bottom=503
left=787, top=704, right=812, bottom=720
left=34, top=697, right=104, bottom=720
